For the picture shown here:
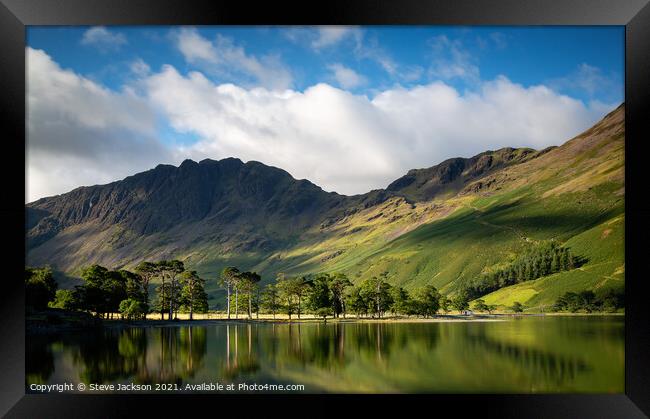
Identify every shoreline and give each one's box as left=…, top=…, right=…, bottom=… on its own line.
left=27, top=311, right=625, bottom=334
left=102, top=312, right=623, bottom=328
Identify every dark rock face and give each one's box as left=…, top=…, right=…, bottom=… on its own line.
left=386, top=147, right=541, bottom=202
left=26, top=158, right=350, bottom=252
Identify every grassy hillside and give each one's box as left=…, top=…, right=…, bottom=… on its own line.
left=480, top=213, right=624, bottom=311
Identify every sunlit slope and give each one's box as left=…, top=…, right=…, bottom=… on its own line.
left=480, top=213, right=624, bottom=310
left=274, top=104, right=624, bottom=304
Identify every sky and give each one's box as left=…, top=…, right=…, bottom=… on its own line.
left=26, top=26, right=624, bottom=202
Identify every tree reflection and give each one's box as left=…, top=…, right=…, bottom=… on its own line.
left=26, top=335, right=55, bottom=385
left=141, top=326, right=207, bottom=384
left=464, top=331, right=591, bottom=385
left=222, top=324, right=260, bottom=379
left=26, top=318, right=622, bottom=393
left=49, top=326, right=209, bottom=386
left=69, top=330, right=137, bottom=383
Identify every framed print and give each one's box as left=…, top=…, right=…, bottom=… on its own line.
left=1, top=0, right=649, bottom=417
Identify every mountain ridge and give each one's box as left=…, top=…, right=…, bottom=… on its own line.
left=27, top=143, right=552, bottom=264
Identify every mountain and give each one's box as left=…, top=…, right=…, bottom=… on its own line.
left=26, top=104, right=625, bottom=310
left=386, top=146, right=554, bottom=202
left=27, top=157, right=356, bottom=272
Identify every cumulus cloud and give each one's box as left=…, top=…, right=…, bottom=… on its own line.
left=80, top=26, right=127, bottom=52
left=173, top=28, right=293, bottom=90
left=327, top=63, right=367, bottom=89
left=144, top=65, right=614, bottom=197
left=26, top=48, right=171, bottom=202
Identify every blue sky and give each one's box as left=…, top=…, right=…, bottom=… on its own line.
left=28, top=26, right=623, bottom=103
left=26, top=26, right=624, bottom=201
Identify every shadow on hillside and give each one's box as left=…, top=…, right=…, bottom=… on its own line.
left=391, top=199, right=621, bottom=245
left=487, top=205, right=622, bottom=236
left=573, top=255, right=589, bottom=268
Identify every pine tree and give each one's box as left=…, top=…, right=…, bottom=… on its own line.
left=551, top=252, right=560, bottom=273
left=560, top=250, right=569, bottom=270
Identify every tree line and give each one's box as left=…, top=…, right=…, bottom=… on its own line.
left=464, top=240, right=585, bottom=300
left=25, top=262, right=524, bottom=320
left=26, top=260, right=209, bottom=320
left=27, top=257, right=620, bottom=320
left=219, top=268, right=476, bottom=319
left=552, top=289, right=623, bottom=313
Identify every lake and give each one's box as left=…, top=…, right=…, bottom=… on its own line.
left=26, top=316, right=624, bottom=393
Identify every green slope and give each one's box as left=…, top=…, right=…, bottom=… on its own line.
left=480, top=213, right=624, bottom=310
left=307, top=179, right=623, bottom=295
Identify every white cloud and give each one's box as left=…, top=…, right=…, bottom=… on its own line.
left=327, top=63, right=367, bottom=89
left=130, top=58, right=151, bottom=77
left=175, top=27, right=218, bottom=63
left=428, top=35, right=480, bottom=83
left=174, top=28, right=293, bottom=90
left=574, top=64, right=610, bottom=96
left=312, top=26, right=361, bottom=49
left=80, top=26, right=127, bottom=52
left=549, top=63, right=622, bottom=102
left=145, top=65, right=614, bottom=197
left=400, top=66, right=424, bottom=82
left=26, top=48, right=171, bottom=203
left=360, top=47, right=397, bottom=76
left=351, top=34, right=398, bottom=77
left=285, top=27, right=417, bottom=83
left=352, top=34, right=423, bottom=83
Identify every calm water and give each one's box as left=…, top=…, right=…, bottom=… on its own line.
left=27, top=316, right=624, bottom=393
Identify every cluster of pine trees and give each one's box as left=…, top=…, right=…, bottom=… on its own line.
left=553, top=289, right=623, bottom=313
left=465, top=241, right=584, bottom=299
left=32, top=260, right=209, bottom=320
left=222, top=269, right=472, bottom=319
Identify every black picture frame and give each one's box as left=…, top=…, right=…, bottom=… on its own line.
left=2, top=0, right=649, bottom=417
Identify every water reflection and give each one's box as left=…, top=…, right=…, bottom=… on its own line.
left=27, top=317, right=624, bottom=393
left=223, top=324, right=260, bottom=379
left=141, top=326, right=207, bottom=384
left=26, top=335, right=55, bottom=385
left=465, top=332, right=590, bottom=385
